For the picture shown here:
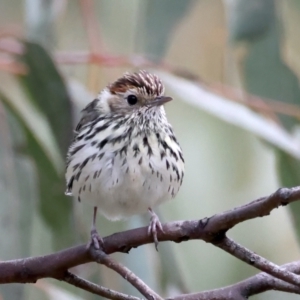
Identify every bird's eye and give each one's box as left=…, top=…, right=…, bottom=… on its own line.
left=127, top=95, right=138, bottom=105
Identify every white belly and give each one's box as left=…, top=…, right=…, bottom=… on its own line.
left=66, top=132, right=184, bottom=220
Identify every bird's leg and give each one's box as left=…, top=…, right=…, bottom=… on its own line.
left=148, top=208, right=164, bottom=251
left=88, top=206, right=104, bottom=250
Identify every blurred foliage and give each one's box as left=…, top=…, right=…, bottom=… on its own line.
left=1, top=1, right=300, bottom=300
left=135, top=0, right=195, bottom=59
left=228, top=0, right=275, bottom=41
left=18, top=41, right=74, bottom=248
left=0, top=105, right=36, bottom=300
left=228, top=0, right=300, bottom=242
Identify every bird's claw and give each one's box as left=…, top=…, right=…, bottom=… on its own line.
left=148, top=209, right=164, bottom=251
left=88, top=227, right=104, bottom=250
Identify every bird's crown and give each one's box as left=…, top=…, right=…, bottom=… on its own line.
left=93, top=70, right=172, bottom=115
left=109, top=70, right=165, bottom=98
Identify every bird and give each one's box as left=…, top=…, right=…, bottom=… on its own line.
left=65, top=70, right=184, bottom=250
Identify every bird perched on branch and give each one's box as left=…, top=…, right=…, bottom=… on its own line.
left=65, top=70, right=184, bottom=250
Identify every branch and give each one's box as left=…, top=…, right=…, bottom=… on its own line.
left=168, top=260, right=300, bottom=300
left=90, top=248, right=163, bottom=300
left=1, top=187, right=300, bottom=299
left=62, top=271, right=141, bottom=300
left=213, top=236, right=300, bottom=288
left=240, top=260, right=300, bottom=296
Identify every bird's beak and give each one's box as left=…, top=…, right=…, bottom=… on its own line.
left=149, top=96, right=173, bottom=107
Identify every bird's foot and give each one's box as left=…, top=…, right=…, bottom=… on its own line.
left=148, top=208, right=164, bottom=251
left=88, top=227, right=104, bottom=250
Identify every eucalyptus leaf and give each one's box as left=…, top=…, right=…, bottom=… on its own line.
left=136, top=0, right=195, bottom=59
left=226, top=0, right=275, bottom=41
left=15, top=41, right=74, bottom=248
left=244, top=25, right=300, bottom=130
left=18, top=41, right=73, bottom=155
left=0, top=89, right=62, bottom=173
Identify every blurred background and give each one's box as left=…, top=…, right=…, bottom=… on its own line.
left=1, top=0, right=300, bottom=299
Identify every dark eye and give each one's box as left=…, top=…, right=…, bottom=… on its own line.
left=127, top=95, right=138, bottom=105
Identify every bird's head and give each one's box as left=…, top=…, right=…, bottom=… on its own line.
left=96, top=70, right=172, bottom=116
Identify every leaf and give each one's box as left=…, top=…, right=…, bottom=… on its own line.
left=0, top=88, right=62, bottom=173
left=226, top=0, right=275, bottom=41
left=136, top=0, right=195, bottom=59
left=15, top=41, right=74, bottom=248
left=159, top=71, right=300, bottom=159
left=244, top=26, right=300, bottom=130
left=18, top=41, right=73, bottom=155
left=98, top=0, right=194, bottom=60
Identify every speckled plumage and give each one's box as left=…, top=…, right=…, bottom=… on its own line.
left=65, top=70, right=184, bottom=247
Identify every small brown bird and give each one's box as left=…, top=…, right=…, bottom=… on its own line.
left=65, top=70, right=184, bottom=249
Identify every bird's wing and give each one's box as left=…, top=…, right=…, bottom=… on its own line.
left=75, top=99, right=101, bottom=132
left=65, top=99, right=101, bottom=173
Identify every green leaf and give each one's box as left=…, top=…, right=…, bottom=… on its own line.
left=98, top=0, right=194, bottom=59
left=136, top=0, right=195, bottom=59
left=277, top=151, right=300, bottom=187
left=18, top=41, right=73, bottom=155
left=244, top=25, right=300, bottom=130
left=227, top=0, right=275, bottom=41
left=0, top=88, right=62, bottom=173
left=15, top=41, right=74, bottom=248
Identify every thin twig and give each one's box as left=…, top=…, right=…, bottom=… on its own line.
left=79, top=0, right=103, bottom=52
left=90, top=248, right=163, bottom=300
left=168, top=260, right=300, bottom=300
left=240, top=261, right=300, bottom=296
left=61, top=271, right=141, bottom=300
left=53, top=51, right=300, bottom=120
left=213, top=236, right=300, bottom=287
left=0, top=55, right=27, bottom=74
left=2, top=35, right=300, bottom=120
left=79, top=0, right=105, bottom=92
